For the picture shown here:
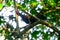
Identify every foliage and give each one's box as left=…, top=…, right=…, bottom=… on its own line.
left=0, top=0, right=60, bottom=40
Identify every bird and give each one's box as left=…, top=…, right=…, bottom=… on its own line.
left=15, top=10, right=37, bottom=24
left=19, top=13, right=37, bottom=24
left=16, top=10, right=47, bottom=24
left=19, top=13, right=47, bottom=24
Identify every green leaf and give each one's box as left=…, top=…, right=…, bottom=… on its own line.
left=10, top=1, right=13, bottom=5
left=43, top=0, right=48, bottom=4
left=57, top=1, right=60, bottom=6
left=5, top=30, right=10, bottom=37
left=50, top=2, right=55, bottom=7
left=5, top=35, right=13, bottom=40
left=0, top=3, right=3, bottom=10
left=24, top=0, right=29, bottom=4
left=30, top=8, right=38, bottom=15
left=17, top=3, right=27, bottom=11
left=29, top=0, right=37, bottom=3
left=43, top=7, right=49, bottom=10
left=31, top=31, right=39, bottom=38
left=57, top=3, right=60, bottom=6
left=5, top=0, right=13, bottom=7
left=0, top=19, right=5, bottom=25
left=0, top=19, right=3, bottom=25
left=9, top=25, right=14, bottom=31
left=43, top=32, right=50, bottom=40
left=6, top=2, right=12, bottom=7
left=0, top=30, right=3, bottom=33
left=30, top=2, right=38, bottom=9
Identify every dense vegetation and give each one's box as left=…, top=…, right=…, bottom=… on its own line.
left=0, top=0, right=60, bottom=40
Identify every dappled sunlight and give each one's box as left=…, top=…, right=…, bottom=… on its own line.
left=0, top=36, right=5, bottom=40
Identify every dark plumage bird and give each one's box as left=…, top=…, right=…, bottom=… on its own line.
left=19, top=14, right=37, bottom=24
left=19, top=13, right=47, bottom=24
left=16, top=10, right=47, bottom=24
left=16, top=10, right=37, bottom=24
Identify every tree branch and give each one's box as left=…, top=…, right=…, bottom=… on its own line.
left=18, top=7, right=60, bottom=34
left=22, top=20, right=60, bottom=34
left=42, top=7, right=60, bottom=14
